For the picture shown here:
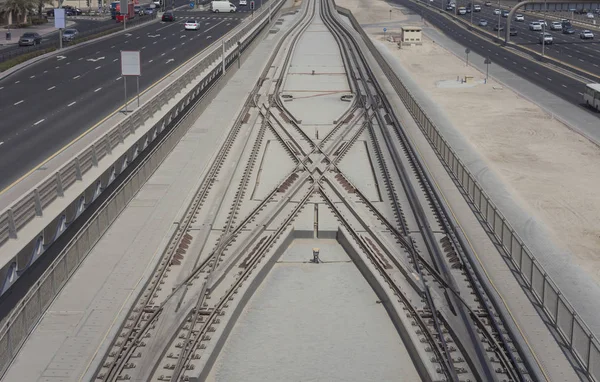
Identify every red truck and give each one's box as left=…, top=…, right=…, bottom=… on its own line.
left=116, top=2, right=135, bottom=22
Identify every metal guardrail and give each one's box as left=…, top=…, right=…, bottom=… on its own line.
left=336, top=5, right=600, bottom=382
left=0, top=0, right=285, bottom=375
left=0, top=14, right=156, bottom=65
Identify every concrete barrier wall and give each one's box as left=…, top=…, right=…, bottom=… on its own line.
left=0, top=0, right=286, bottom=375
left=335, top=6, right=600, bottom=382
left=0, top=0, right=283, bottom=295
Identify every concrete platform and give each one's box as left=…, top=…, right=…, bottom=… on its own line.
left=205, top=239, right=421, bottom=382
left=2, top=5, right=300, bottom=381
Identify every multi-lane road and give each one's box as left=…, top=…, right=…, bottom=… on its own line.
left=395, top=0, right=598, bottom=106
left=447, top=1, right=600, bottom=76
left=0, top=5, right=263, bottom=191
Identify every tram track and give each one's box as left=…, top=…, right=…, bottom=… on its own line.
left=91, top=0, right=548, bottom=380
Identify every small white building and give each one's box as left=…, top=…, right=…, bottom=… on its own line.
left=400, top=26, right=422, bottom=46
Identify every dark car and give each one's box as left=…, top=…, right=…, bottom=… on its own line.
left=18, top=32, right=42, bottom=46
left=162, top=11, right=175, bottom=21
left=563, top=27, right=575, bottom=34
left=493, top=24, right=504, bottom=31
left=509, top=27, right=517, bottom=36
left=62, top=28, right=79, bottom=42
left=502, top=10, right=509, bottom=18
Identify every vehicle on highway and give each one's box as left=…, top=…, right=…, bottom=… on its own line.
left=537, top=19, right=547, bottom=27
left=493, top=8, right=500, bottom=15
left=493, top=24, right=504, bottom=31
left=465, top=5, right=472, bottom=13
left=484, top=1, right=492, bottom=6
left=458, top=6, right=466, bottom=15
left=478, top=19, right=488, bottom=26
left=62, top=28, right=79, bottom=42
left=18, top=32, right=42, bottom=46
left=584, top=83, right=600, bottom=111
left=162, top=10, right=175, bottom=21
left=529, top=21, right=542, bottom=31
left=134, top=5, right=144, bottom=15
left=562, top=27, right=575, bottom=34
left=184, top=19, right=200, bottom=30
left=502, top=10, right=509, bottom=18
left=539, top=32, right=553, bottom=44
left=473, top=4, right=481, bottom=11
left=446, top=4, right=453, bottom=11
left=580, top=30, right=594, bottom=39
left=211, top=0, right=237, bottom=12
left=561, top=19, right=572, bottom=29
left=509, top=26, right=517, bottom=36
left=144, top=7, right=155, bottom=14
left=239, top=0, right=247, bottom=4
left=550, top=21, right=563, bottom=31
left=586, top=12, right=595, bottom=19
left=515, top=14, right=524, bottom=21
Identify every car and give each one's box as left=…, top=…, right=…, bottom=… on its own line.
left=162, top=11, right=175, bottom=21
left=515, top=14, right=524, bottom=21
left=539, top=32, right=553, bottom=44
left=509, top=27, right=517, bottom=35
left=493, top=8, right=500, bottom=15
left=586, top=13, right=595, bottom=19
left=18, top=32, right=42, bottom=46
left=529, top=21, right=542, bottom=31
left=537, top=19, right=547, bottom=27
left=580, top=30, right=594, bottom=39
left=144, top=7, right=155, bottom=14
left=550, top=21, right=563, bottom=30
left=493, top=24, right=504, bottom=31
left=465, top=6, right=472, bottom=13
left=62, top=28, right=78, bottom=42
left=473, top=4, right=481, bottom=11
left=446, top=5, right=453, bottom=10
left=239, top=0, right=247, bottom=4
left=502, top=10, right=509, bottom=17
left=562, top=27, right=575, bottom=34
left=134, top=5, right=144, bottom=15
left=185, top=19, right=200, bottom=30
left=458, top=7, right=466, bottom=14
left=478, top=19, right=488, bottom=26
left=484, top=1, right=492, bottom=6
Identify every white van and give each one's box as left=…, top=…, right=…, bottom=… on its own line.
left=211, top=1, right=237, bottom=12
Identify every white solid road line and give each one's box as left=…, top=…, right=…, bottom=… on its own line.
left=47, top=86, right=56, bottom=90
left=116, top=76, right=122, bottom=81
left=113, top=58, right=119, bottom=62
left=73, top=75, right=81, bottom=79
left=94, top=87, right=102, bottom=92
left=34, top=119, right=45, bottom=126
left=68, top=101, right=77, bottom=107
left=95, top=66, right=102, bottom=70
left=14, top=100, right=23, bottom=106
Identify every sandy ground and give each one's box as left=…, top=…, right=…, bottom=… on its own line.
left=336, top=0, right=600, bottom=285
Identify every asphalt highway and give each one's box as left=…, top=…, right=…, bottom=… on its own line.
left=429, top=0, right=600, bottom=76
left=393, top=0, right=596, bottom=107
left=0, top=5, right=262, bottom=191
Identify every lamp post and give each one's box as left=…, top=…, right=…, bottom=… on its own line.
left=465, top=48, right=470, bottom=66
left=484, top=57, right=491, bottom=82
left=542, top=0, right=547, bottom=58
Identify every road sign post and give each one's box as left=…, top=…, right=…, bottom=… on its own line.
left=54, top=8, right=65, bottom=50
left=121, top=50, right=141, bottom=113
left=465, top=47, right=470, bottom=66
left=383, top=27, right=387, bottom=39
left=250, top=1, right=254, bottom=17
left=484, top=57, right=491, bottom=83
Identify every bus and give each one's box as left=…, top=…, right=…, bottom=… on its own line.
left=584, top=83, right=600, bottom=111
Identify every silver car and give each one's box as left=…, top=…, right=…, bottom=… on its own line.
left=62, top=28, right=79, bottom=42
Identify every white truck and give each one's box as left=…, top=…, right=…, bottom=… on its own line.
left=211, top=1, right=237, bottom=12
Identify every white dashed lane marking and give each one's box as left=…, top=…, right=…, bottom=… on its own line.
left=34, top=119, right=45, bottom=126
left=68, top=101, right=77, bottom=107
left=14, top=100, right=23, bottom=106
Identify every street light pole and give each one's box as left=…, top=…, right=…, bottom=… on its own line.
left=497, top=0, right=501, bottom=38
left=542, top=0, right=547, bottom=57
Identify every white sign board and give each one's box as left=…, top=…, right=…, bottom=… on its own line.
left=121, top=51, right=141, bottom=76
left=54, top=8, right=66, bottom=29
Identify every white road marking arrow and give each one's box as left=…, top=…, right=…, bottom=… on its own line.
left=206, top=35, right=212, bottom=39
left=87, top=57, right=105, bottom=62
left=148, top=34, right=160, bottom=38
left=125, top=33, right=132, bottom=37
left=166, top=59, right=175, bottom=64
left=56, top=55, right=67, bottom=60
left=180, top=35, right=186, bottom=38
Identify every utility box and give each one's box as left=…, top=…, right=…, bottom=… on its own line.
left=400, top=26, right=422, bottom=46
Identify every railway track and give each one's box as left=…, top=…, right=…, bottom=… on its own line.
left=91, top=0, right=546, bottom=380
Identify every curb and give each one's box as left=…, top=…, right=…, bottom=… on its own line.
left=0, top=16, right=162, bottom=80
